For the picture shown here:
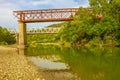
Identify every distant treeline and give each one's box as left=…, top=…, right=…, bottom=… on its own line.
left=47, top=23, right=64, bottom=28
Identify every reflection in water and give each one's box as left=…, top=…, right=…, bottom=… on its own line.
left=26, top=46, right=79, bottom=80
left=18, top=48, right=26, bottom=55
left=27, top=56, right=69, bottom=70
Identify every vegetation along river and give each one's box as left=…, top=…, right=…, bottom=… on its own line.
left=25, top=45, right=120, bottom=80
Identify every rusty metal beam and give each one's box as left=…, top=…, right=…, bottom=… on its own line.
left=13, top=8, right=79, bottom=23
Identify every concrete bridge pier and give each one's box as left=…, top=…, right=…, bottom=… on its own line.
left=18, top=22, right=27, bottom=48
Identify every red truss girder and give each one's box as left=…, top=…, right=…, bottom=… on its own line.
left=13, top=8, right=79, bottom=23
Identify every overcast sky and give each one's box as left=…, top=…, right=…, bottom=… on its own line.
left=0, top=0, right=89, bottom=29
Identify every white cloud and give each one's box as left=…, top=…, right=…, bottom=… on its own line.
left=0, top=0, right=89, bottom=29
left=80, top=3, right=89, bottom=7
left=51, top=0, right=79, bottom=8
left=0, top=2, right=19, bottom=28
left=31, top=0, right=49, bottom=6
left=29, top=0, right=80, bottom=8
left=0, top=0, right=3, bottom=2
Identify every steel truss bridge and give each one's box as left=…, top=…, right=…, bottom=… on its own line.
left=13, top=8, right=79, bottom=47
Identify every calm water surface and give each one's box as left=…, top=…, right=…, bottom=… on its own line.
left=25, top=45, right=120, bottom=80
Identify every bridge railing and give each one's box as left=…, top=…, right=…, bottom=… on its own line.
left=27, top=28, right=61, bottom=34
left=7, top=28, right=61, bottom=34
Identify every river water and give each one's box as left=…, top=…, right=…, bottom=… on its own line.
left=25, top=45, right=120, bottom=80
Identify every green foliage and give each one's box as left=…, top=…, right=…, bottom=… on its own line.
left=0, top=26, right=16, bottom=45
left=27, top=34, right=57, bottom=44
left=0, top=41, right=8, bottom=45
left=56, top=3, right=120, bottom=47
left=89, top=0, right=120, bottom=23
left=47, top=23, right=64, bottom=28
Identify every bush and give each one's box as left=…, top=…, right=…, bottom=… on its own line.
left=56, top=7, right=120, bottom=47
left=0, top=26, right=16, bottom=45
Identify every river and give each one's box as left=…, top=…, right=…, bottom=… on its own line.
left=25, top=45, right=120, bottom=80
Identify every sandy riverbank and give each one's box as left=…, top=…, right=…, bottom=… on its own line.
left=0, top=46, right=44, bottom=80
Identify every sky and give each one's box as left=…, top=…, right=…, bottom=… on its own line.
left=0, top=0, right=89, bottom=29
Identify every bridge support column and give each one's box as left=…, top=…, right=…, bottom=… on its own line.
left=15, top=33, right=19, bottom=44
left=18, top=22, right=27, bottom=48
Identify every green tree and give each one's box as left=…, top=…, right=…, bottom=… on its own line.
left=49, top=0, right=120, bottom=46
left=0, top=26, right=16, bottom=45
left=89, top=0, right=120, bottom=24
left=89, top=0, right=120, bottom=45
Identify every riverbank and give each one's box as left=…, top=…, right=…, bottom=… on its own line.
left=0, top=46, right=44, bottom=80
left=0, top=45, right=17, bottom=50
